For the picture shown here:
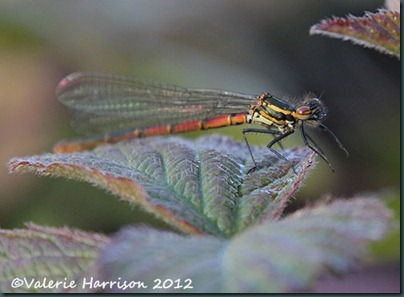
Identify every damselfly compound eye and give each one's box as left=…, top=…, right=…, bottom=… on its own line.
left=294, top=106, right=312, bottom=120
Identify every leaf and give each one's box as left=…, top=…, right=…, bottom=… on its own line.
left=310, top=9, right=400, bottom=58
left=8, top=135, right=315, bottom=238
left=0, top=223, right=109, bottom=293
left=99, top=197, right=393, bottom=293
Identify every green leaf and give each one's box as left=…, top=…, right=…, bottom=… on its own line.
left=310, top=9, right=400, bottom=58
left=8, top=135, right=315, bottom=238
left=100, top=197, right=393, bottom=293
left=0, top=223, right=109, bottom=293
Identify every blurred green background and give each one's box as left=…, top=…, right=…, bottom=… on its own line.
left=0, top=0, right=399, bottom=286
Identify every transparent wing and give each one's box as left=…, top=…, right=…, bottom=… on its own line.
left=56, top=72, right=256, bottom=135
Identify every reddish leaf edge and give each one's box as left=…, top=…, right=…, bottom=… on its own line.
left=7, top=160, right=205, bottom=235
left=310, top=9, right=400, bottom=58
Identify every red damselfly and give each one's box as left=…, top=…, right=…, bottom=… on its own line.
left=54, top=72, right=348, bottom=173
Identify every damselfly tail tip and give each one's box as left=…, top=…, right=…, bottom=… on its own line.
left=53, top=138, right=94, bottom=153
left=53, top=140, right=78, bottom=153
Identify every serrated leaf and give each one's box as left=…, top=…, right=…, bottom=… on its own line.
left=310, top=9, right=400, bottom=58
left=0, top=223, right=109, bottom=293
left=99, top=197, right=392, bottom=293
left=8, top=135, right=315, bottom=238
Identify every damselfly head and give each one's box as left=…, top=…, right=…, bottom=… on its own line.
left=307, top=98, right=327, bottom=120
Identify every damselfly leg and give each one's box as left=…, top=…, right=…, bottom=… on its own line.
left=242, top=128, right=297, bottom=174
left=318, top=123, right=349, bottom=157
left=300, top=124, right=334, bottom=171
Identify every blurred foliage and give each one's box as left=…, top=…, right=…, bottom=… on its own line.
left=370, top=192, right=400, bottom=262
left=0, top=19, right=45, bottom=49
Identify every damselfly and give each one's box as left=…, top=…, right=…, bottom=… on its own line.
left=54, top=72, right=348, bottom=173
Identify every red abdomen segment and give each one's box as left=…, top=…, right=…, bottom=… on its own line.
left=54, top=113, right=249, bottom=153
